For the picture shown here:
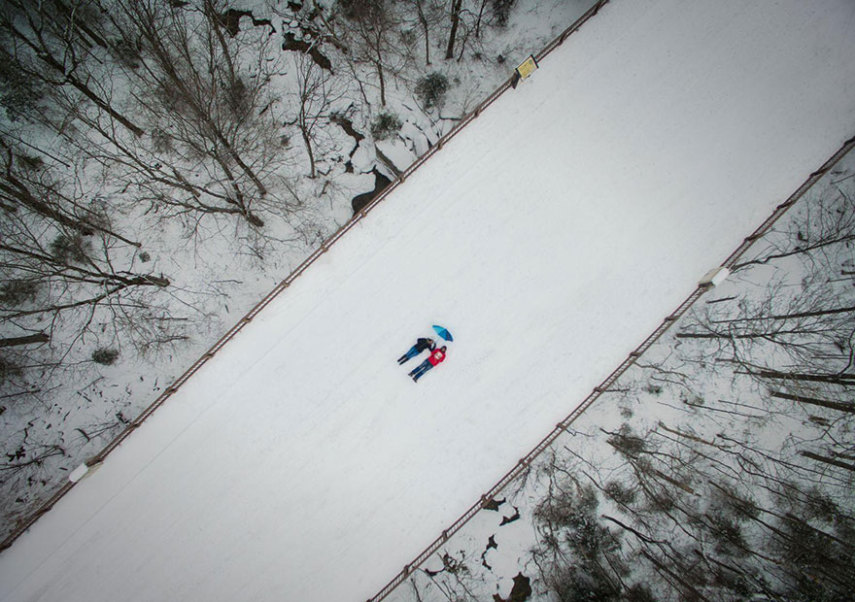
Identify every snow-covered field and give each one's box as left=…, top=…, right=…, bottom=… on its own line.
left=2, top=1, right=855, bottom=601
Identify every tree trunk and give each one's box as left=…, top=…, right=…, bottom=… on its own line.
left=0, top=179, right=94, bottom=236
left=0, top=242, right=169, bottom=290
left=770, top=390, right=855, bottom=414
left=676, top=330, right=812, bottom=340
left=640, top=550, right=714, bottom=602
left=751, top=370, right=855, bottom=385
left=445, top=0, right=463, bottom=60
left=733, top=233, right=855, bottom=271
left=475, top=0, right=488, bottom=37
left=801, top=451, right=855, bottom=472
left=412, top=0, right=431, bottom=64
left=711, top=305, right=855, bottom=324
left=302, top=130, right=316, bottom=178
left=0, top=333, right=50, bottom=348
left=49, top=60, right=144, bottom=136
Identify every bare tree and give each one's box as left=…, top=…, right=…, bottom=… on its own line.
left=0, top=224, right=168, bottom=321
left=335, top=0, right=400, bottom=106
left=679, top=184, right=855, bottom=390
left=732, top=187, right=855, bottom=273
left=0, top=140, right=168, bottom=356
left=401, top=0, right=444, bottom=65
left=0, top=137, right=139, bottom=247
left=286, top=52, right=347, bottom=178
left=109, top=0, right=290, bottom=227
left=0, top=0, right=144, bottom=136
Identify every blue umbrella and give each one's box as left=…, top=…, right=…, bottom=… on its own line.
left=432, top=324, right=453, bottom=342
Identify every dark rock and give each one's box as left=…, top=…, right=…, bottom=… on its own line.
left=351, top=168, right=392, bottom=214
left=494, top=573, right=532, bottom=602
left=500, top=505, right=520, bottom=526
left=282, top=33, right=332, bottom=71
left=482, top=497, right=506, bottom=511
left=220, top=9, right=275, bottom=37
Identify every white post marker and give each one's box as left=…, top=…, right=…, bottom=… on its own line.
left=68, top=461, right=103, bottom=484
left=511, top=55, right=539, bottom=88
left=699, top=266, right=731, bottom=287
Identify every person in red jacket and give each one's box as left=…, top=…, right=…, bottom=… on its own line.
left=409, top=345, right=446, bottom=382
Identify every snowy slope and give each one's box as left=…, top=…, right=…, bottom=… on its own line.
left=2, top=1, right=855, bottom=601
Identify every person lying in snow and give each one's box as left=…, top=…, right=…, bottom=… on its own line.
left=409, top=346, right=446, bottom=382
left=397, top=337, right=436, bottom=365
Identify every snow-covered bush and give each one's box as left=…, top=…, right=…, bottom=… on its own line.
left=0, top=60, right=44, bottom=122
left=603, top=480, right=636, bottom=505
left=532, top=481, right=621, bottom=600
left=16, top=154, right=44, bottom=171
left=370, top=111, right=402, bottom=141
left=0, top=355, right=22, bottom=383
left=0, top=280, right=39, bottom=307
left=415, top=72, right=449, bottom=111
left=493, top=0, right=518, bottom=27
left=49, top=234, right=89, bottom=264
left=150, top=129, right=172, bottom=154
left=91, top=348, right=120, bottom=366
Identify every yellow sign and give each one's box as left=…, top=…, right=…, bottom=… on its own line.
left=515, top=55, right=539, bottom=80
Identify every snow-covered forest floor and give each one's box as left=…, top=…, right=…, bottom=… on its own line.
left=386, top=154, right=855, bottom=601
left=0, top=0, right=596, bottom=540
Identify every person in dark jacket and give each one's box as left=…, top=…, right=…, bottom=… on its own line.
left=397, top=337, right=436, bottom=365
left=409, top=346, right=446, bottom=382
